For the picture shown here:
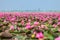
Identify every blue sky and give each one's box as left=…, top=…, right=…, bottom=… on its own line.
left=0, top=0, right=60, bottom=11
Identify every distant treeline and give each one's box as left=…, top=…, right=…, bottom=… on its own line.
left=0, top=9, right=60, bottom=12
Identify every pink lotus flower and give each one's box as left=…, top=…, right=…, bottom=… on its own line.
left=11, top=22, right=15, bottom=24
left=33, top=31, right=37, bottom=34
left=55, top=36, right=60, bottom=40
left=26, top=22, right=31, bottom=26
left=10, top=25, right=14, bottom=30
left=53, top=24, right=57, bottom=28
left=34, top=21, right=39, bottom=26
left=31, top=25, right=34, bottom=28
left=36, top=32, right=44, bottom=38
left=25, top=25, right=31, bottom=29
left=10, top=17, right=16, bottom=22
left=58, top=18, right=60, bottom=21
left=21, top=20, right=24, bottom=25
left=41, top=25, right=45, bottom=29
left=4, top=20, right=6, bottom=22
left=42, top=18, right=48, bottom=22
left=17, top=27, right=20, bottom=31
left=0, top=13, right=3, bottom=18
left=57, top=22, right=60, bottom=25
left=28, top=19, right=31, bottom=22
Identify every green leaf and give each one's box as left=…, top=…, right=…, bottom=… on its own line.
left=14, top=34, right=27, bottom=40
left=17, top=23, right=23, bottom=27
left=44, top=31, right=54, bottom=40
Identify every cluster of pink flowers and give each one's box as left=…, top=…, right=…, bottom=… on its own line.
left=0, top=12, right=60, bottom=40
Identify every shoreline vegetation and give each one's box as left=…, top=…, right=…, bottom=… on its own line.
left=0, top=10, right=60, bottom=12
